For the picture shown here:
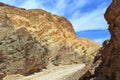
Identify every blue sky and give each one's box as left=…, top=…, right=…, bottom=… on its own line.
left=76, top=29, right=110, bottom=43
left=0, top=0, right=112, bottom=43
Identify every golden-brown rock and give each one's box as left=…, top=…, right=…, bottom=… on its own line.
left=0, top=2, right=101, bottom=66
left=0, top=2, right=101, bottom=79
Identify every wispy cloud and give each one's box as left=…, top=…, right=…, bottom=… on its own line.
left=0, top=0, right=23, bottom=6
left=48, top=0, right=66, bottom=15
left=0, top=0, right=16, bottom=5
left=19, top=0, right=40, bottom=9
left=17, top=0, right=89, bottom=16
left=69, top=2, right=109, bottom=32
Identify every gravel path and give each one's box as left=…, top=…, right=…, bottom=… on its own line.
left=18, top=64, right=85, bottom=80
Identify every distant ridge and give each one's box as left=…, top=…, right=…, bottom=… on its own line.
left=76, top=29, right=110, bottom=43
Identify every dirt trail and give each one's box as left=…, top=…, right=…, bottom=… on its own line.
left=15, top=64, right=85, bottom=80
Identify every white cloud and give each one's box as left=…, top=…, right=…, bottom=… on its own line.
left=66, top=0, right=89, bottom=14
left=18, top=0, right=43, bottom=9
left=0, top=0, right=16, bottom=5
left=69, top=3, right=108, bottom=32
left=17, top=0, right=89, bottom=16
left=40, top=0, right=89, bottom=16
left=49, top=0, right=66, bottom=15
left=17, top=0, right=66, bottom=15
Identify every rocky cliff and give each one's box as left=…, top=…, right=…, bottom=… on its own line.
left=0, top=2, right=101, bottom=79
left=94, top=0, right=120, bottom=80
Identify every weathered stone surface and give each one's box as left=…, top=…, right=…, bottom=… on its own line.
left=0, top=25, right=49, bottom=78
left=0, top=2, right=101, bottom=67
left=94, top=0, right=120, bottom=80
left=48, top=39, right=100, bottom=66
left=0, top=2, right=102, bottom=80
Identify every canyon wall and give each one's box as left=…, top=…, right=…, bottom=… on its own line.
left=0, top=2, right=101, bottom=79
left=95, top=0, right=120, bottom=80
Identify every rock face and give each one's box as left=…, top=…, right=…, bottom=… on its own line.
left=94, top=0, right=120, bottom=80
left=0, top=13, right=49, bottom=78
left=0, top=27, right=49, bottom=74
left=0, top=2, right=101, bottom=66
left=0, top=2, right=101, bottom=79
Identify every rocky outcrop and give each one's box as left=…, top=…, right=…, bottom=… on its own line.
left=0, top=2, right=102, bottom=79
left=94, top=0, right=120, bottom=80
left=48, top=38, right=101, bottom=66
left=0, top=13, right=49, bottom=79
left=0, top=2, right=101, bottom=67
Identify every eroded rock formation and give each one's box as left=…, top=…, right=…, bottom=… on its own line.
left=0, top=27, right=49, bottom=76
left=0, top=13, right=49, bottom=79
left=94, top=0, right=120, bottom=80
left=0, top=2, right=101, bottom=66
left=0, top=2, right=101, bottom=79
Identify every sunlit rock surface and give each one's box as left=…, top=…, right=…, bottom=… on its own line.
left=0, top=2, right=101, bottom=79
